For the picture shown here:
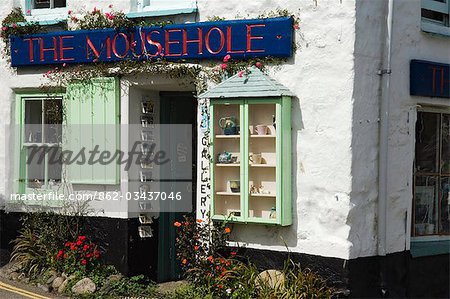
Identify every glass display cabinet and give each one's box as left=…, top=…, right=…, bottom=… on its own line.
left=202, top=67, right=293, bottom=226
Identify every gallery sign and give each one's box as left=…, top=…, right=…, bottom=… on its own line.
left=10, top=17, right=293, bottom=67
left=410, top=60, right=450, bottom=98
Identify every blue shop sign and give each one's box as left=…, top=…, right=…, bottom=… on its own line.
left=410, top=60, right=450, bottom=98
left=10, top=17, right=294, bottom=67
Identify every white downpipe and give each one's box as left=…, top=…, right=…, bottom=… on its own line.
left=378, top=0, right=394, bottom=257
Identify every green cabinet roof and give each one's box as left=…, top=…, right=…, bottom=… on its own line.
left=198, top=66, right=295, bottom=99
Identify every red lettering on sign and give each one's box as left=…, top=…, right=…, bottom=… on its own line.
left=183, top=28, right=203, bottom=55
left=39, top=37, right=58, bottom=62
left=246, top=24, right=265, bottom=53
left=59, top=35, right=75, bottom=62
left=105, top=36, right=112, bottom=59
left=205, top=27, right=225, bottom=54
left=430, top=66, right=448, bottom=94
left=112, top=33, right=130, bottom=59
left=165, top=29, right=182, bottom=57
left=227, top=26, right=244, bottom=54
left=146, top=31, right=162, bottom=57
left=86, top=36, right=101, bottom=59
left=23, top=38, right=40, bottom=62
left=130, top=32, right=146, bottom=58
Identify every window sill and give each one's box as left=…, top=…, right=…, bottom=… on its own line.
left=126, top=7, right=197, bottom=19
left=410, top=239, right=450, bottom=257
left=421, top=20, right=450, bottom=37
left=24, top=15, right=67, bottom=26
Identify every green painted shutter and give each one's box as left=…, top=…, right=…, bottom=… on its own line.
left=65, top=77, right=120, bottom=184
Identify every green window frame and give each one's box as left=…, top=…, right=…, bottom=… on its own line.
left=209, top=97, right=292, bottom=226
left=14, top=94, right=64, bottom=206
left=421, top=0, right=450, bottom=36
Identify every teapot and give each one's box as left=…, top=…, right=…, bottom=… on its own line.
left=219, top=116, right=238, bottom=135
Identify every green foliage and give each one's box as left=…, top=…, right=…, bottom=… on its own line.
left=10, top=228, right=51, bottom=277
left=10, top=211, right=84, bottom=277
left=0, top=7, right=42, bottom=59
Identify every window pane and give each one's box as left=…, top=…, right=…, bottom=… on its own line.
left=414, top=176, right=439, bottom=236
left=54, top=0, right=66, bottom=8
left=47, top=147, right=62, bottom=187
left=442, top=114, right=450, bottom=174
left=26, top=147, right=46, bottom=189
left=44, top=99, right=62, bottom=143
left=439, top=177, right=450, bottom=234
left=34, top=0, right=50, bottom=9
left=24, top=100, right=43, bottom=143
left=416, top=112, right=439, bottom=173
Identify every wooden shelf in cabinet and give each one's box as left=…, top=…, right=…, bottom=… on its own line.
left=216, top=191, right=240, bottom=196
left=250, top=135, right=276, bottom=138
left=250, top=164, right=276, bottom=168
left=250, top=193, right=276, bottom=197
left=215, top=135, right=240, bottom=139
left=216, top=164, right=240, bottom=167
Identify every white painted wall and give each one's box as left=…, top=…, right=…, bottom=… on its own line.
left=0, top=0, right=448, bottom=261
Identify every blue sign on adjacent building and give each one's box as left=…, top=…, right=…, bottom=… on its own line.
left=10, top=17, right=294, bottom=67
left=410, top=60, right=450, bottom=99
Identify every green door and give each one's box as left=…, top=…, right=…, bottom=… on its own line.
left=157, top=92, right=197, bottom=282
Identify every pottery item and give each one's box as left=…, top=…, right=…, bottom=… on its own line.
left=255, top=124, right=268, bottom=135
left=219, top=116, right=238, bottom=135
left=217, top=152, right=232, bottom=163
left=249, top=153, right=262, bottom=164
left=229, top=180, right=240, bottom=193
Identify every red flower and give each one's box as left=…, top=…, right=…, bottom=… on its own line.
left=293, top=23, right=300, bottom=30
left=83, top=244, right=90, bottom=251
left=65, top=241, right=71, bottom=247
left=2, top=27, right=7, bottom=31
left=63, top=254, right=68, bottom=259
left=70, top=245, right=77, bottom=251
left=68, top=10, right=72, bottom=15
left=81, top=259, right=87, bottom=265
left=78, top=236, right=86, bottom=242
left=221, top=63, right=227, bottom=70
left=76, top=240, right=82, bottom=246
left=94, top=250, right=100, bottom=259
left=108, top=4, right=113, bottom=8
left=207, top=255, right=213, bottom=262
left=194, top=245, right=199, bottom=250
left=218, top=284, right=223, bottom=289
left=182, top=259, right=187, bottom=265
left=224, top=227, right=231, bottom=233
left=255, top=62, right=263, bottom=68
left=56, top=250, right=63, bottom=259
left=26, top=10, right=31, bottom=14
left=230, top=251, right=237, bottom=257
left=223, top=54, right=231, bottom=63
left=12, top=23, right=17, bottom=29
left=173, top=221, right=181, bottom=227
left=86, top=253, right=93, bottom=258
left=238, top=70, right=245, bottom=77
left=196, top=219, right=203, bottom=223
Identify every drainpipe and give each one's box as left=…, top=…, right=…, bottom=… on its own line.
left=377, top=0, right=394, bottom=295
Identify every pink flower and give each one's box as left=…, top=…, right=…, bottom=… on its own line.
left=108, top=4, right=113, bottom=8
left=223, top=54, right=231, bottom=63
left=26, top=9, right=31, bottom=14
left=68, top=10, right=72, bottom=15
left=221, top=63, right=227, bottom=70
left=238, top=70, right=245, bottom=77
left=293, top=23, right=300, bottom=30
left=2, top=27, right=7, bottom=31
left=62, top=63, right=67, bottom=67
left=105, top=12, right=114, bottom=20
left=12, top=23, right=17, bottom=29
left=255, top=61, right=262, bottom=68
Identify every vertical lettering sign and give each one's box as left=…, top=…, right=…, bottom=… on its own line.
left=410, top=60, right=450, bottom=98
left=10, top=17, right=293, bottom=67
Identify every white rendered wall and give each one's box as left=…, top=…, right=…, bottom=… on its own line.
left=2, top=0, right=438, bottom=261
left=384, top=0, right=450, bottom=254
